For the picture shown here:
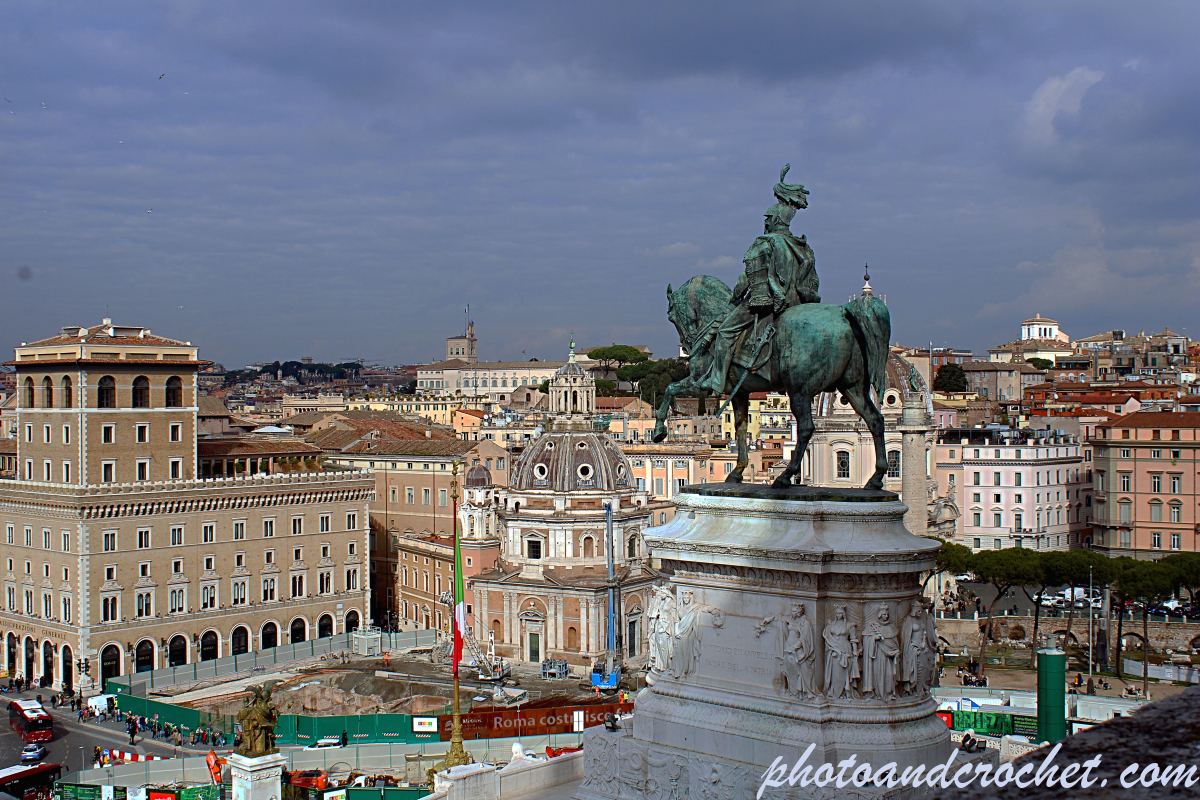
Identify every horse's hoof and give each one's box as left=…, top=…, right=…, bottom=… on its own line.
left=771, top=476, right=792, bottom=489
left=864, top=479, right=884, bottom=491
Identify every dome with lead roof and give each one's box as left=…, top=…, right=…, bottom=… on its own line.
left=464, top=463, right=492, bottom=488
left=511, top=430, right=631, bottom=492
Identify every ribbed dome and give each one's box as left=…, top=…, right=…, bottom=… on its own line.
left=511, top=430, right=631, bottom=492
left=556, top=360, right=586, bottom=376
left=464, top=463, right=492, bottom=488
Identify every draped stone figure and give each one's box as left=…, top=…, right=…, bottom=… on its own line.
left=670, top=588, right=724, bottom=680
left=648, top=586, right=678, bottom=673
left=861, top=603, right=901, bottom=701
left=900, top=598, right=937, bottom=695
left=780, top=602, right=818, bottom=700
left=822, top=605, right=860, bottom=699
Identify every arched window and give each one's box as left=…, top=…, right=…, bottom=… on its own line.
left=42, top=377, right=54, bottom=408
left=165, top=376, right=183, bottom=407
left=344, top=610, right=360, bottom=632
left=261, top=622, right=278, bottom=649
left=582, top=537, right=595, bottom=558
left=97, top=376, right=116, bottom=408
left=318, top=614, right=334, bottom=638
left=567, top=626, right=579, bottom=650
left=168, top=635, right=188, bottom=667
left=491, top=619, right=502, bottom=643
left=22, top=378, right=34, bottom=409
left=132, top=376, right=150, bottom=408
left=61, top=376, right=72, bottom=408
left=836, top=451, right=850, bottom=479
left=627, top=535, right=638, bottom=558
left=887, top=451, right=901, bottom=479
left=135, top=640, right=155, bottom=672
left=200, top=631, right=219, bottom=661
left=231, top=626, right=249, bottom=655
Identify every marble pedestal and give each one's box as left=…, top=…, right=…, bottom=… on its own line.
left=575, top=485, right=951, bottom=800
left=229, top=751, right=287, bottom=800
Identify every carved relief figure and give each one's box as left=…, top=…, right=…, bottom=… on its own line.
left=670, top=588, right=725, bottom=680
left=899, top=598, right=937, bottom=695
left=648, top=585, right=679, bottom=673
left=235, top=683, right=279, bottom=757
left=821, top=605, right=860, bottom=699
left=780, top=602, right=818, bottom=700
left=861, top=602, right=901, bottom=701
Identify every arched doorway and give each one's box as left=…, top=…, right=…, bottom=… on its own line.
left=61, top=645, right=73, bottom=692
left=24, top=638, right=35, bottom=681
left=290, top=619, right=306, bottom=644
left=135, top=640, right=155, bottom=672
left=261, top=622, right=278, bottom=650
left=345, top=610, right=360, bottom=633
left=42, top=642, right=54, bottom=688
left=100, top=644, right=122, bottom=688
left=231, top=626, right=249, bottom=655
left=168, top=635, right=187, bottom=667
left=317, top=615, right=333, bottom=638
left=6, top=634, right=16, bottom=674
left=200, top=631, right=218, bottom=661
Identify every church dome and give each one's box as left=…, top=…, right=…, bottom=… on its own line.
left=815, top=352, right=933, bottom=418
left=556, top=360, right=586, bottom=376
left=511, top=430, right=631, bottom=492
left=464, top=463, right=492, bottom=488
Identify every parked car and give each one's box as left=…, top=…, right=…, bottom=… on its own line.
left=287, top=770, right=329, bottom=790
left=20, top=744, right=46, bottom=763
left=304, top=736, right=343, bottom=750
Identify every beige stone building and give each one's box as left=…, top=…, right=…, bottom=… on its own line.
left=1, top=320, right=372, bottom=691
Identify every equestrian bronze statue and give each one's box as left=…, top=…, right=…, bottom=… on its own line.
left=652, top=165, right=892, bottom=490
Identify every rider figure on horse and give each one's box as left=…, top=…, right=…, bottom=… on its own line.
left=695, top=164, right=821, bottom=395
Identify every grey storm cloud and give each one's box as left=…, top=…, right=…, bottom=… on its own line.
left=1, top=0, right=1196, bottom=367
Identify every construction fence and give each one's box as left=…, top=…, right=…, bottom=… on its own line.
left=107, top=630, right=438, bottom=695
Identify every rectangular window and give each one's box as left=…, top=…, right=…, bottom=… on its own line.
left=43, top=461, right=51, bottom=482
left=43, top=425, right=51, bottom=444
left=439, top=489, right=447, bottom=507
left=62, top=462, right=71, bottom=483
left=171, top=526, right=184, bottom=546
left=993, top=513, right=1002, bottom=528
left=170, top=459, right=182, bottom=479
left=262, top=578, right=275, bottom=601
left=497, top=457, right=505, bottom=470
left=406, top=487, right=414, bottom=504
left=887, top=452, right=900, bottom=479
left=24, top=527, right=32, bottom=547
left=42, top=529, right=50, bottom=549
left=636, top=477, right=645, bottom=491
left=4, top=525, right=11, bottom=545
left=136, top=460, right=149, bottom=481
left=1171, top=532, right=1181, bottom=550
left=1014, top=513, right=1023, bottom=530
left=319, top=514, right=330, bottom=532
left=1171, top=475, right=1181, bottom=493
left=654, top=477, right=664, bottom=495
left=972, top=512, right=981, bottom=527
left=265, top=550, right=274, bottom=564
left=1152, top=531, right=1162, bottom=548
left=346, top=513, right=357, bottom=530
left=61, top=596, right=71, bottom=624
left=292, top=517, right=303, bottom=535
left=232, top=580, right=247, bottom=606
left=973, top=471, right=981, bottom=486
left=837, top=452, right=850, bottom=479
left=137, top=529, right=151, bottom=549
left=1171, top=505, right=1181, bottom=523
left=62, top=425, right=70, bottom=445
left=422, top=488, right=431, bottom=505
left=263, top=518, right=275, bottom=537
left=993, top=472, right=1001, bottom=486
left=994, top=539, right=1002, bottom=550
left=136, top=424, right=148, bottom=443
left=291, top=574, right=305, bottom=598
left=1150, top=504, right=1162, bottom=522
left=103, top=530, right=117, bottom=551
left=345, top=568, right=358, bottom=590
left=102, top=424, right=114, bottom=444
left=1152, top=475, right=1162, bottom=493
left=170, top=423, right=182, bottom=442
left=973, top=538, right=981, bottom=549
left=1015, top=473, right=1022, bottom=487
left=233, top=520, right=246, bottom=540
left=1120, top=474, right=1131, bottom=492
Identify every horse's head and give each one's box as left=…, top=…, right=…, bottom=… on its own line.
left=665, top=276, right=733, bottom=354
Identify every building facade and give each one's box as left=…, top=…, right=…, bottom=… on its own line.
left=1090, top=411, right=1200, bottom=557
left=2, top=320, right=373, bottom=691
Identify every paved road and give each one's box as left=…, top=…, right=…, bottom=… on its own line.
left=949, top=581, right=1108, bottom=618
left=0, top=691, right=201, bottom=774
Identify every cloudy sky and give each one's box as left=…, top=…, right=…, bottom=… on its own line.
left=2, top=1, right=1196, bottom=368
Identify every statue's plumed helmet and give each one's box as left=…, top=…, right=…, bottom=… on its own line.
left=766, top=163, right=808, bottom=226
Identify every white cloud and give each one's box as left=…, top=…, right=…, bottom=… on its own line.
left=1021, top=67, right=1104, bottom=148
left=697, top=254, right=737, bottom=269
left=657, top=241, right=701, bottom=256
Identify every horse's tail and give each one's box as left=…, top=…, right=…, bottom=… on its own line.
left=842, top=295, right=891, bottom=402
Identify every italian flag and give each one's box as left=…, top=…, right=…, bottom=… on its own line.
left=452, top=506, right=466, bottom=678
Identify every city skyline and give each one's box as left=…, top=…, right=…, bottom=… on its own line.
left=1, top=2, right=1196, bottom=367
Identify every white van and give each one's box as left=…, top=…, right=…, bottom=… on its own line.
left=86, top=694, right=117, bottom=716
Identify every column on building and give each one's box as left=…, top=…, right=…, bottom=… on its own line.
left=899, top=393, right=930, bottom=539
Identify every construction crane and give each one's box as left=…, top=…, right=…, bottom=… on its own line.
left=439, top=590, right=510, bottom=681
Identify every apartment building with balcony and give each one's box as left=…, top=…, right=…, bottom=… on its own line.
left=934, top=427, right=1091, bottom=552
left=1090, top=410, right=1200, bottom=558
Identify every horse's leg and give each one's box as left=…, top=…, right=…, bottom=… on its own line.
left=727, top=391, right=750, bottom=483
left=772, top=391, right=814, bottom=488
left=652, top=377, right=693, bottom=443
left=840, top=382, right=888, bottom=490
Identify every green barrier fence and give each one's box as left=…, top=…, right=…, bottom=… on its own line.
left=113, top=693, right=235, bottom=738
left=279, top=713, right=418, bottom=746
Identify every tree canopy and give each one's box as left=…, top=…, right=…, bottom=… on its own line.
left=1026, top=357, right=1054, bottom=371
left=932, top=363, right=967, bottom=393
left=587, top=345, right=648, bottom=375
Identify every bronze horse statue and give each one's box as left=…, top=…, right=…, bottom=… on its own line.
left=652, top=275, right=892, bottom=489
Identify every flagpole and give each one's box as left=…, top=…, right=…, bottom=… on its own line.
left=446, top=459, right=469, bottom=767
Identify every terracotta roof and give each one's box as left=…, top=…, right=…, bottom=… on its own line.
left=932, top=401, right=957, bottom=410
left=340, top=440, right=476, bottom=457
left=198, top=396, right=231, bottom=417
left=279, top=411, right=333, bottom=426
left=1098, top=410, right=1200, bottom=429
left=6, top=359, right=210, bottom=367
left=456, top=409, right=488, bottom=419
left=23, top=324, right=189, bottom=348
left=196, top=438, right=320, bottom=457
left=420, top=359, right=469, bottom=370
left=1020, top=314, right=1058, bottom=325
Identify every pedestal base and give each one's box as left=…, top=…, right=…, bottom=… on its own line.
left=229, top=752, right=287, bottom=800
left=574, top=485, right=952, bottom=799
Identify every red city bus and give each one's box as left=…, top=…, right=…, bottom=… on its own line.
left=0, top=763, right=62, bottom=800
left=8, top=700, right=53, bottom=743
